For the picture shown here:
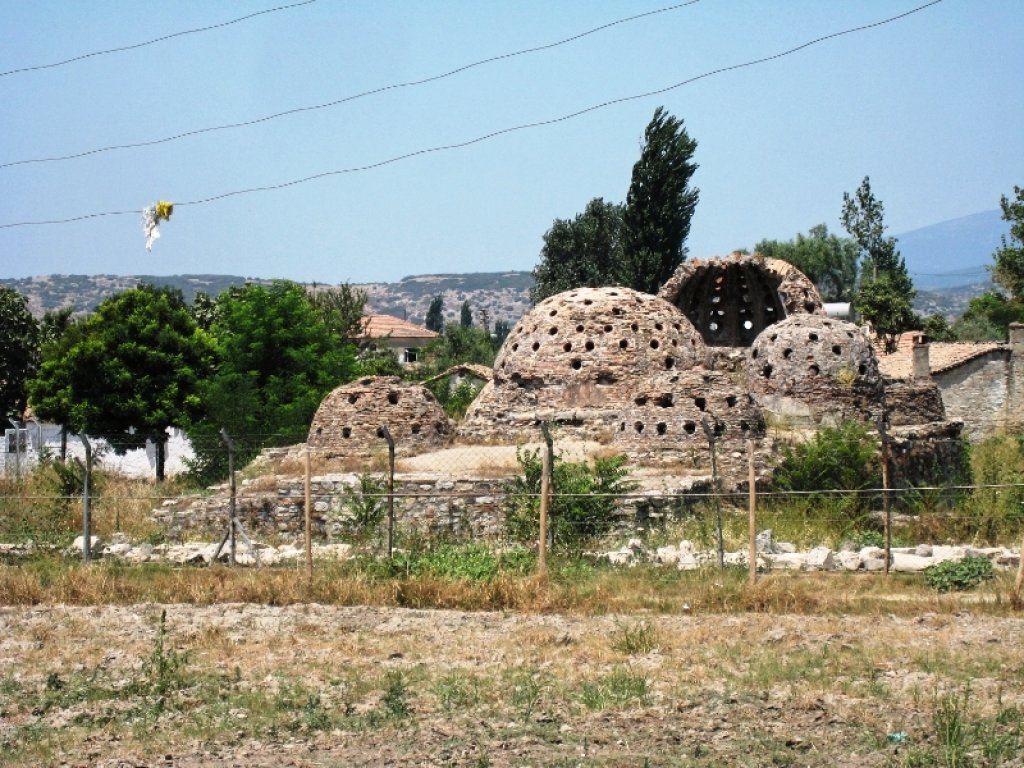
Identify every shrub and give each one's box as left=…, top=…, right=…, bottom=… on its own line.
left=964, top=433, right=1024, bottom=543
left=339, top=473, right=387, bottom=541
left=773, top=421, right=880, bottom=516
left=502, top=447, right=636, bottom=552
left=924, top=556, right=994, bottom=593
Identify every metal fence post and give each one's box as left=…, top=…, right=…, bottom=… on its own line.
left=79, top=435, right=93, bottom=563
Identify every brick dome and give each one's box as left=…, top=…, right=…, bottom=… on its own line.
left=748, top=315, right=883, bottom=424
left=494, top=287, right=704, bottom=390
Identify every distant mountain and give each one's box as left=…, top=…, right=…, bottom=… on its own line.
left=896, top=210, right=1007, bottom=290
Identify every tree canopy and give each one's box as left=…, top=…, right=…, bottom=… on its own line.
left=29, top=285, right=213, bottom=480
left=0, top=288, right=40, bottom=421
left=424, top=295, right=444, bottom=332
left=531, top=107, right=698, bottom=302
left=841, top=177, right=915, bottom=351
left=992, top=186, right=1024, bottom=301
left=754, top=224, right=859, bottom=302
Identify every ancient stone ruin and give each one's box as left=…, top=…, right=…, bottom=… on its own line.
left=307, top=376, right=450, bottom=456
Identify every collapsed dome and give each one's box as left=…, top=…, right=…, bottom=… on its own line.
left=308, top=376, right=450, bottom=455
left=494, top=286, right=705, bottom=391
left=747, top=315, right=883, bottom=424
left=659, top=253, right=824, bottom=347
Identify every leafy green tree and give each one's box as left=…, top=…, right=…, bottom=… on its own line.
left=841, top=177, right=915, bottom=352
left=423, top=324, right=496, bottom=372
left=187, top=281, right=357, bottom=483
left=0, top=288, right=40, bottom=420
left=530, top=198, right=626, bottom=303
left=754, top=224, right=859, bottom=302
left=38, top=306, right=74, bottom=346
left=623, top=106, right=700, bottom=294
left=493, top=319, right=511, bottom=349
left=28, top=285, right=214, bottom=480
left=309, top=283, right=367, bottom=341
left=953, top=292, right=1024, bottom=341
left=424, top=295, right=445, bottom=333
left=459, top=300, right=473, bottom=328
left=919, top=313, right=957, bottom=342
left=992, top=185, right=1024, bottom=300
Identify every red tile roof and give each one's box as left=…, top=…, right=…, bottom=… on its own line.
left=874, top=332, right=1005, bottom=380
left=359, top=314, right=438, bottom=341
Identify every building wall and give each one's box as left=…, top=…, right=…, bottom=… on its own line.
left=934, top=352, right=1013, bottom=441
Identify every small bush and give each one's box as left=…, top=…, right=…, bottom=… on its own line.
left=964, top=434, right=1024, bottom=543
left=924, top=556, right=995, bottom=593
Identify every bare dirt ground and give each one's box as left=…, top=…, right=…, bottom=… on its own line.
left=2, top=603, right=1023, bottom=767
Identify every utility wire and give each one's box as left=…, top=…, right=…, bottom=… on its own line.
left=1, top=1, right=700, bottom=170
left=0, top=0, right=317, bottom=78
left=0, top=0, right=944, bottom=231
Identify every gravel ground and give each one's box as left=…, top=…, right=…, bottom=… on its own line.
left=2, top=604, right=1023, bottom=767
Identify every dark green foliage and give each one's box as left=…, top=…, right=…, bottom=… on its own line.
left=773, top=422, right=880, bottom=515
left=459, top=300, right=473, bottom=328
left=964, top=434, right=1024, bottom=542
left=361, top=543, right=534, bottom=582
left=503, top=447, right=636, bottom=552
left=623, top=106, right=700, bottom=294
left=755, top=224, right=859, bottom=302
left=29, top=285, right=213, bottom=480
left=530, top=198, right=627, bottom=304
left=493, top=319, right=511, bottom=347
left=423, top=324, right=496, bottom=372
left=340, top=473, right=387, bottom=540
left=424, top=295, right=444, bottom=332
left=0, top=288, right=40, bottom=420
left=954, top=292, right=1024, bottom=341
left=426, top=379, right=480, bottom=420
left=841, top=177, right=916, bottom=352
left=920, top=313, right=958, bottom=342
left=186, top=281, right=357, bottom=484
left=309, top=283, right=367, bottom=341
left=924, top=556, right=994, bottom=593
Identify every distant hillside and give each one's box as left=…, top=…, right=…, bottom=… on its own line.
left=0, top=272, right=535, bottom=329
left=897, top=210, right=1006, bottom=290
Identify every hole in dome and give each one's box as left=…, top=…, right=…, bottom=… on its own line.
left=751, top=349, right=759, bottom=359
left=650, top=339, right=660, bottom=349
left=315, top=427, right=322, bottom=436
left=630, top=322, right=639, bottom=332
left=342, top=427, right=352, bottom=438
left=609, top=291, right=619, bottom=296
left=809, top=363, right=820, bottom=375
left=770, top=334, right=778, bottom=341
left=500, top=361, right=506, bottom=368
left=511, top=371, right=522, bottom=381
left=762, top=364, right=773, bottom=378
left=804, top=301, right=817, bottom=313
left=634, top=421, right=644, bottom=433
left=783, top=348, right=793, bottom=359
left=684, top=421, right=696, bottom=434
left=809, top=332, right=819, bottom=341
left=694, top=397, right=706, bottom=411
left=832, top=345, right=842, bottom=355
left=766, top=306, right=775, bottom=314
left=620, top=422, right=626, bottom=432
left=549, top=309, right=557, bottom=317
left=570, top=358, right=582, bottom=370
left=585, top=340, right=595, bottom=351
left=858, top=363, right=867, bottom=375
left=740, top=420, right=750, bottom=432
left=671, top=339, right=678, bottom=347
left=712, top=295, right=721, bottom=304
left=612, top=307, right=623, bottom=316
left=563, top=342, right=572, bottom=352
left=619, top=339, right=629, bottom=349
left=743, top=320, right=753, bottom=330
left=726, top=395, right=737, bottom=407
left=664, top=356, right=675, bottom=369
left=635, top=395, right=649, bottom=406
left=532, top=342, right=540, bottom=351
left=655, top=393, right=674, bottom=408
left=511, top=343, right=519, bottom=351
left=411, top=424, right=421, bottom=434
left=576, top=324, right=585, bottom=332
left=713, top=422, right=725, bottom=437
left=584, top=299, right=593, bottom=305
left=674, top=322, right=682, bottom=330
left=602, top=324, right=612, bottom=333
left=709, top=322, right=719, bottom=332
left=655, top=322, right=664, bottom=331
left=597, top=372, right=617, bottom=385
left=387, top=392, right=399, bottom=405
left=847, top=331, right=854, bottom=338
left=548, top=327, right=558, bottom=335
left=348, top=394, right=359, bottom=404
left=656, top=422, right=667, bottom=435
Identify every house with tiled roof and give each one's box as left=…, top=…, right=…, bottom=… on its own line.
left=875, top=324, right=1024, bottom=439
left=359, top=314, right=438, bottom=365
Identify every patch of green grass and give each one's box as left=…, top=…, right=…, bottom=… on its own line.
left=576, top=667, right=650, bottom=711
left=433, top=669, right=482, bottom=713
left=611, top=620, right=659, bottom=655
left=925, top=557, right=995, bottom=593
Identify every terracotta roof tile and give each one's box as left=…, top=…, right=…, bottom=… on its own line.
left=874, top=332, right=1005, bottom=380
left=359, top=314, right=438, bottom=341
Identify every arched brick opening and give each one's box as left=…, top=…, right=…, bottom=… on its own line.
left=674, top=261, right=786, bottom=347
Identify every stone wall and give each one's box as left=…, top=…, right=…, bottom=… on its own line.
left=885, top=380, right=946, bottom=426
left=934, top=351, right=1012, bottom=441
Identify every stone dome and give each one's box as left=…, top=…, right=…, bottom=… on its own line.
left=747, top=315, right=883, bottom=425
left=308, top=376, right=450, bottom=455
left=659, top=252, right=824, bottom=347
left=494, top=287, right=704, bottom=391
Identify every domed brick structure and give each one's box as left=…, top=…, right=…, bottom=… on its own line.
left=747, top=314, right=884, bottom=426
left=462, top=287, right=726, bottom=445
left=659, top=252, right=824, bottom=347
left=308, top=376, right=451, bottom=456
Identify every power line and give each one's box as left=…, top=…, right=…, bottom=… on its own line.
left=0, top=1, right=701, bottom=170
left=0, top=0, right=945, bottom=231
left=0, top=0, right=317, bottom=78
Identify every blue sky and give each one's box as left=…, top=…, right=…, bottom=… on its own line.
left=1, top=0, right=1021, bottom=284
